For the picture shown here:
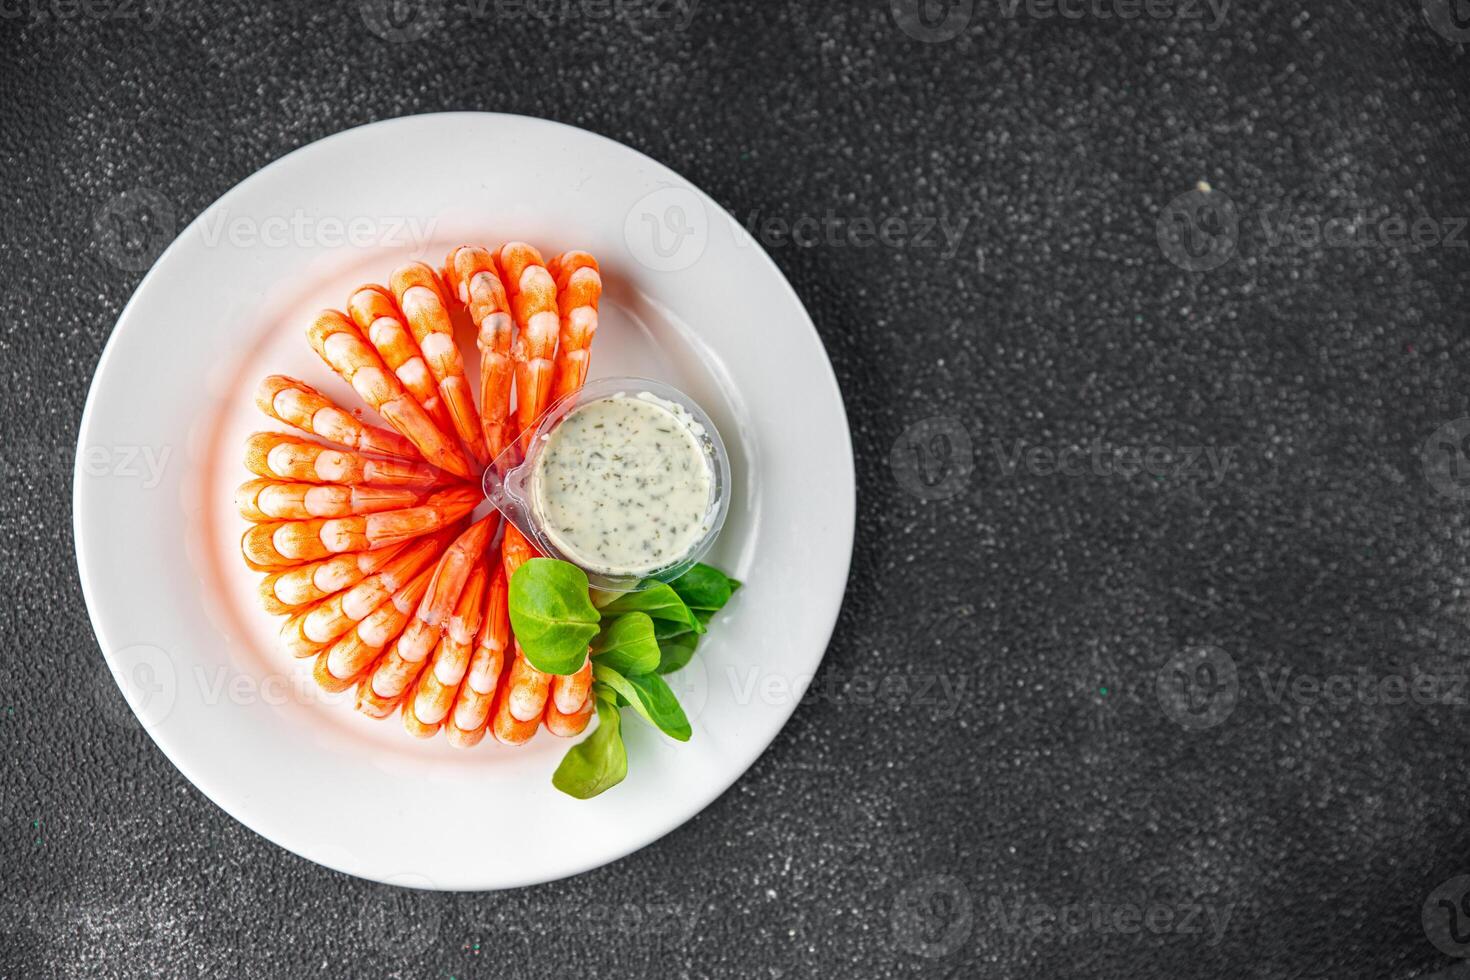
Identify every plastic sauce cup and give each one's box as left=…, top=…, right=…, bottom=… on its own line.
left=482, top=377, right=732, bottom=594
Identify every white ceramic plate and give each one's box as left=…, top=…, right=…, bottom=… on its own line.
left=73, top=113, right=854, bottom=890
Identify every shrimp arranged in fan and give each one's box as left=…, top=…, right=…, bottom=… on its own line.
left=497, top=243, right=560, bottom=450
left=241, top=245, right=613, bottom=751
left=444, top=246, right=516, bottom=462
left=390, top=263, right=491, bottom=469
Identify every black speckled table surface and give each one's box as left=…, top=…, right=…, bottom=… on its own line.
left=6, top=1, right=1470, bottom=977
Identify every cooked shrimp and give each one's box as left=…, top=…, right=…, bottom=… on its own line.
left=402, top=564, right=490, bottom=738
left=444, top=246, right=516, bottom=462
left=255, top=375, right=419, bottom=461
left=546, top=251, right=602, bottom=404
left=550, top=660, right=593, bottom=716
left=257, top=543, right=411, bottom=616
left=240, top=486, right=478, bottom=569
left=355, top=515, right=497, bottom=718
left=314, top=562, right=436, bottom=693
left=244, top=432, right=443, bottom=489
left=293, top=534, right=446, bottom=650
left=544, top=694, right=595, bottom=737
left=443, top=565, right=509, bottom=748
left=306, top=310, right=474, bottom=480
left=496, top=243, right=560, bottom=449
left=347, top=286, right=458, bottom=438
left=499, top=522, right=555, bottom=723
left=389, top=263, right=491, bottom=468
left=490, top=671, right=541, bottom=746
left=235, top=479, right=423, bottom=522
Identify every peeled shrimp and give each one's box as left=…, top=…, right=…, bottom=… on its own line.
left=306, top=310, right=474, bottom=480
left=257, top=543, right=411, bottom=616
left=240, top=486, right=478, bottom=569
left=389, top=263, right=491, bottom=468
left=546, top=251, right=602, bottom=404
left=444, top=246, right=516, bottom=462
left=235, top=480, right=424, bottom=522
left=496, top=243, right=560, bottom=449
left=544, top=695, right=595, bottom=737
left=443, top=565, right=509, bottom=748
left=289, top=534, right=446, bottom=652
left=492, top=522, right=555, bottom=737
left=402, top=564, right=490, bottom=738
left=355, top=515, right=497, bottom=718
left=314, top=563, right=436, bottom=693
left=244, top=432, right=443, bottom=489
left=347, top=286, right=458, bottom=438
left=255, top=375, right=419, bottom=461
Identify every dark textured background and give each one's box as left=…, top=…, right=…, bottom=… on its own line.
left=5, top=0, right=1470, bottom=977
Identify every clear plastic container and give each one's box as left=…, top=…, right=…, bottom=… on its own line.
left=482, top=377, right=732, bottom=594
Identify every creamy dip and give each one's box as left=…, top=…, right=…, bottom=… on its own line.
left=530, top=392, right=713, bottom=577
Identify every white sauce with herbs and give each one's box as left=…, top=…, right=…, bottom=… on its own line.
left=530, top=392, right=713, bottom=577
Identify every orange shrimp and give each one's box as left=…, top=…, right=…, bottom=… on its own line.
left=256, top=543, right=411, bottom=616
left=355, top=515, right=497, bottom=718
left=444, top=246, right=516, bottom=462
left=546, top=251, right=602, bottom=404
left=235, top=480, right=424, bottom=522
left=496, top=243, right=560, bottom=450
left=402, top=564, right=490, bottom=738
left=347, top=286, right=458, bottom=438
left=306, top=310, right=474, bottom=480
left=314, top=563, right=436, bottom=693
left=544, top=694, right=595, bottom=737
left=240, top=486, right=478, bottom=569
left=389, top=263, right=491, bottom=469
left=499, top=522, right=558, bottom=724
left=255, top=375, right=420, bottom=461
left=244, top=432, right=444, bottom=489
left=443, top=565, right=509, bottom=748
